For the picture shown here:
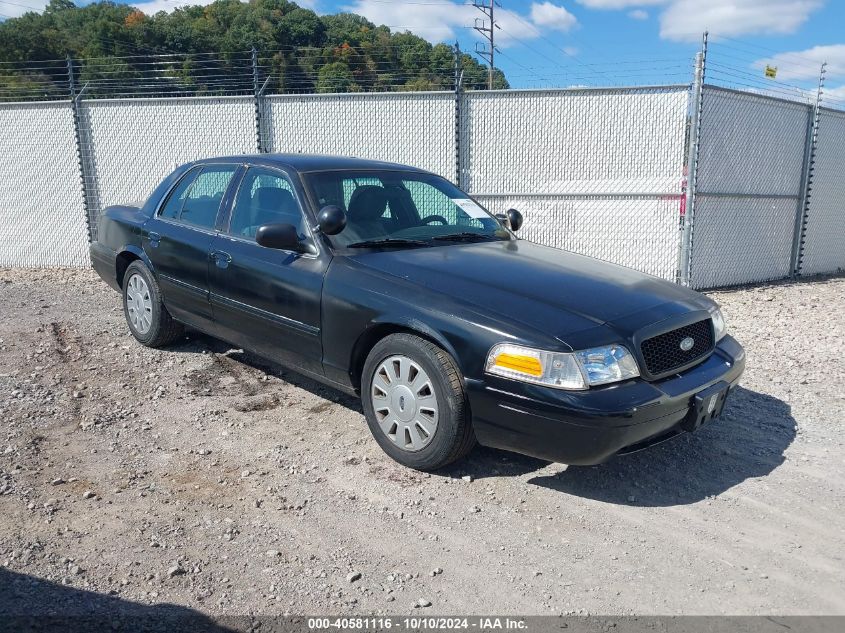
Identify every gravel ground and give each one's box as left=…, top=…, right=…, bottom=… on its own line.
left=0, top=268, right=843, bottom=619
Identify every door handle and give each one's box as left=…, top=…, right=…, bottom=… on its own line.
left=211, top=250, right=232, bottom=268
left=148, top=231, right=161, bottom=248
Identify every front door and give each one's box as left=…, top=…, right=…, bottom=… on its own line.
left=143, top=164, right=239, bottom=331
left=208, top=165, right=328, bottom=376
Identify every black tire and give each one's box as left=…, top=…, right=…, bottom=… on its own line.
left=121, top=260, right=183, bottom=348
left=361, top=333, right=475, bottom=471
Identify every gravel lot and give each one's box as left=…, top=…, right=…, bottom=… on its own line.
left=1, top=268, right=843, bottom=620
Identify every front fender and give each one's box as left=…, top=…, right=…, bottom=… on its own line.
left=321, top=257, right=559, bottom=390
left=368, top=313, right=461, bottom=363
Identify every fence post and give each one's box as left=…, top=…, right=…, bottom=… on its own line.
left=677, top=32, right=707, bottom=287
left=790, top=62, right=826, bottom=278
left=251, top=47, right=272, bottom=153
left=251, top=47, right=263, bottom=152
left=454, top=42, right=465, bottom=189
left=67, top=56, right=95, bottom=244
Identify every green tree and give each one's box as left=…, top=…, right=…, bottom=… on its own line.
left=316, top=61, right=354, bottom=93
left=0, top=0, right=508, bottom=99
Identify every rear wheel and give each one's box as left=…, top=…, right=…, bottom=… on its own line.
left=122, top=260, right=183, bottom=348
left=361, top=333, right=475, bottom=470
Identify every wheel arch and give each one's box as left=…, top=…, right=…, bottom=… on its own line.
left=115, top=246, right=154, bottom=289
left=349, top=320, right=462, bottom=393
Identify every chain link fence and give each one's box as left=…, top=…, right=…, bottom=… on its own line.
left=0, top=43, right=843, bottom=289
left=265, top=92, right=456, bottom=180
left=801, top=108, right=845, bottom=275
left=688, top=86, right=811, bottom=288
left=461, top=87, right=688, bottom=280
left=81, top=96, right=257, bottom=240
left=0, top=101, right=88, bottom=267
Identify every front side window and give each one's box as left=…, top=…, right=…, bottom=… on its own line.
left=228, top=167, right=308, bottom=241
left=304, top=170, right=509, bottom=248
left=177, top=165, right=237, bottom=229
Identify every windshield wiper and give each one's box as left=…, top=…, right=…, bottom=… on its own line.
left=430, top=232, right=502, bottom=243
left=347, top=238, right=431, bottom=249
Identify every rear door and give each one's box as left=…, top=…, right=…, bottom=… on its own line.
left=208, top=165, right=329, bottom=375
left=143, top=164, right=239, bottom=331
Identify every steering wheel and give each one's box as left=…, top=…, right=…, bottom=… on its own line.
left=420, top=214, right=449, bottom=225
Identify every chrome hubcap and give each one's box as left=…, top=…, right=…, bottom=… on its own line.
left=371, top=355, right=438, bottom=452
left=125, top=273, right=153, bottom=335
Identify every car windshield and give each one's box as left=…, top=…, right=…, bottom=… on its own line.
left=303, top=170, right=511, bottom=248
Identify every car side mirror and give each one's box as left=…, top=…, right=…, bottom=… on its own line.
left=506, top=208, right=523, bottom=232
left=255, top=223, right=315, bottom=254
left=495, top=209, right=524, bottom=232
left=317, top=205, right=347, bottom=236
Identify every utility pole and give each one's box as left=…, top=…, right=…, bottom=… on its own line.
left=473, top=0, right=498, bottom=89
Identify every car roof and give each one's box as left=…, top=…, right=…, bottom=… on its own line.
left=194, top=153, right=429, bottom=174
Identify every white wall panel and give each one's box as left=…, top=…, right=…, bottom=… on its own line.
left=84, top=96, right=256, bottom=216
left=697, top=87, right=810, bottom=196
left=690, top=87, right=811, bottom=288
left=690, top=196, right=796, bottom=288
left=462, top=87, right=689, bottom=195
left=266, top=92, right=455, bottom=179
left=464, top=87, right=689, bottom=279
left=801, top=108, right=845, bottom=275
left=0, top=101, right=89, bottom=267
left=477, top=195, right=681, bottom=280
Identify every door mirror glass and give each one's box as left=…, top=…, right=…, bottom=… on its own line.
left=256, top=223, right=312, bottom=253
left=317, top=205, right=347, bottom=236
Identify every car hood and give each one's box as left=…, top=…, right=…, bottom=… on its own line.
left=348, top=240, right=714, bottom=345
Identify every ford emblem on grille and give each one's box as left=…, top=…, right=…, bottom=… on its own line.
left=679, top=336, right=695, bottom=352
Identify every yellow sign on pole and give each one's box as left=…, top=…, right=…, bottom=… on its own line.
left=765, top=65, right=778, bottom=79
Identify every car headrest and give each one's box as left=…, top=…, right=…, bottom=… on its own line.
left=254, top=187, right=296, bottom=214
left=348, top=185, right=388, bottom=221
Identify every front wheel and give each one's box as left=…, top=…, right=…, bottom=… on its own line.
left=122, top=260, right=183, bottom=348
left=361, top=333, right=475, bottom=470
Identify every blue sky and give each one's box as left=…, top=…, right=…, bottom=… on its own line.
left=2, top=0, right=844, bottom=100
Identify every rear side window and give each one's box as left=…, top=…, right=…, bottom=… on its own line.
left=159, top=168, right=199, bottom=219
left=179, top=166, right=238, bottom=229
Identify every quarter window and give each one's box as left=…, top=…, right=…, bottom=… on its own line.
left=159, top=168, right=200, bottom=220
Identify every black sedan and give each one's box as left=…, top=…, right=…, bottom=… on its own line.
left=90, top=154, right=745, bottom=470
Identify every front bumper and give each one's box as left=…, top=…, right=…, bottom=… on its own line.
left=466, top=335, right=745, bottom=465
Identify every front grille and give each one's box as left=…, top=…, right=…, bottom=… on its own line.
left=640, top=318, right=714, bottom=377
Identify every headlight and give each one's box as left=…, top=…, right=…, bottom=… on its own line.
left=485, top=343, right=639, bottom=390
left=710, top=308, right=727, bottom=341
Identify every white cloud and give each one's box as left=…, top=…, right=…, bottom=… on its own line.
left=342, top=1, right=475, bottom=42
left=0, top=0, right=48, bottom=19
left=823, top=84, right=845, bottom=104
left=754, top=44, right=845, bottom=81
left=343, top=0, right=577, bottom=48
left=530, top=2, right=577, bottom=32
left=628, top=9, right=649, bottom=20
left=659, top=0, right=823, bottom=41
left=132, top=0, right=216, bottom=15
left=576, top=0, right=664, bottom=8
left=576, top=0, right=823, bottom=42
